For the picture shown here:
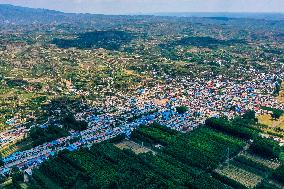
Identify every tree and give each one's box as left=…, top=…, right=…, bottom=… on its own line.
left=273, top=165, right=284, bottom=184
left=62, top=114, right=88, bottom=131
left=11, top=166, right=23, bottom=186
left=205, top=117, right=257, bottom=139
left=250, top=136, right=281, bottom=158
left=176, top=106, right=188, bottom=114
left=273, top=80, right=282, bottom=96
left=0, top=155, right=4, bottom=166
left=271, top=109, right=283, bottom=120
left=242, top=110, right=256, bottom=120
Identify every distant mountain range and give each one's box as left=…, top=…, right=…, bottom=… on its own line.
left=0, top=4, right=283, bottom=25
left=151, top=12, right=284, bottom=20
left=0, top=4, right=103, bottom=25
left=0, top=4, right=70, bottom=24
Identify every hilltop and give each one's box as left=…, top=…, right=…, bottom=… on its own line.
left=0, top=4, right=71, bottom=24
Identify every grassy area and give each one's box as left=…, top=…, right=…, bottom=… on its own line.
left=19, top=183, right=28, bottom=189
left=114, top=139, right=156, bottom=155
left=0, top=178, right=12, bottom=189
left=0, top=140, right=31, bottom=157
left=257, top=114, right=284, bottom=138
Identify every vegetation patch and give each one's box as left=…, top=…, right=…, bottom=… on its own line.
left=52, top=31, right=134, bottom=50
left=131, top=123, right=245, bottom=170
left=215, top=164, right=263, bottom=188
left=29, top=142, right=231, bottom=189
left=249, top=136, right=281, bottom=158
left=114, top=139, right=156, bottom=155
left=239, top=152, right=281, bottom=170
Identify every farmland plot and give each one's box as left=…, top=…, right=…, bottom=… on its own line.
left=115, top=139, right=156, bottom=155
left=216, top=164, right=263, bottom=188
left=240, top=151, right=281, bottom=170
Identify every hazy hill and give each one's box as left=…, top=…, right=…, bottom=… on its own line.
left=152, top=12, right=284, bottom=20
left=0, top=4, right=106, bottom=25
left=0, top=4, right=74, bottom=24
left=0, top=4, right=153, bottom=31
left=1, top=4, right=283, bottom=26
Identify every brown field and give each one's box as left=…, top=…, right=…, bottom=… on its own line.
left=258, top=114, right=284, bottom=137
left=115, top=139, right=156, bottom=155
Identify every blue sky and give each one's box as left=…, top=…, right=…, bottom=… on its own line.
left=0, top=0, right=283, bottom=14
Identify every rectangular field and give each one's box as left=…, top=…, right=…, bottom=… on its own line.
left=115, top=139, right=156, bottom=155
left=216, top=164, right=263, bottom=188
left=240, top=151, right=281, bottom=170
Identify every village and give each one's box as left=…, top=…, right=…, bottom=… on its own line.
left=0, top=7, right=283, bottom=187
left=1, top=66, right=283, bottom=177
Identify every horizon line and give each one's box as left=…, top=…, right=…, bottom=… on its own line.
left=0, top=3, right=284, bottom=16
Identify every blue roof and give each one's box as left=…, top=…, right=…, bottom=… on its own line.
left=5, top=119, right=16, bottom=125
left=138, top=89, right=145, bottom=93
left=67, top=145, right=77, bottom=152
left=162, top=111, right=171, bottom=120
left=39, top=124, right=48, bottom=129
left=145, top=115, right=155, bottom=121
left=51, top=140, right=59, bottom=145
left=2, top=168, right=10, bottom=174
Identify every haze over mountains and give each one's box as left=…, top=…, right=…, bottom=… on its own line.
left=0, top=4, right=70, bottom=24
left=0, top=4, right=283, bottom=25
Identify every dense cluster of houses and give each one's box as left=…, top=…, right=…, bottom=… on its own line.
left=0, top=70, right=283, bottom=177
left=0, top=116, right=122, bottom=176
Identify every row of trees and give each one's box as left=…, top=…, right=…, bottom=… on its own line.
left=205, top=117, right=257, bottom=140
left=249, top=136, right=281, bottom=158
left=29, top=142, right=231, bottom=189
left=273, top=165, right=284, bottom=184
left=205, top=114, right=281, bottom=159
left=131, top=123, right=245, bottom=171
left=261, top=106, right=283, bottom=120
